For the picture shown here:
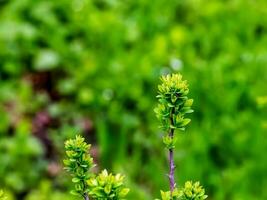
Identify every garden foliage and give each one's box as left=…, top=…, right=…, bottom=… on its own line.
left=0, top=0, right=267, bottom=199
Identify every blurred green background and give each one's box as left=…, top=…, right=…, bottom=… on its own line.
left=0, top=0, right=267, bottom=199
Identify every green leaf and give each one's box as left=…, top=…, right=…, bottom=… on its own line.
left=180, top=118, right=191, bottom=127
left=184, top=99, right=194, bottom=107
left=72, top=177, right=80, bottom=183
left=104, top=185, right=111, bottom=194
left=70, top=190, right=80, bottom=196
left=163, top=135, right=177, bottom=149
left=119, top=188, right=130, bottom=197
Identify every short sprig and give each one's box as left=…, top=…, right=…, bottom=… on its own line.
left=154, top=73, right=206, bottom=199
left=155, top=73, right=193, bottom=133
left=158, top=181, right=207, bottom=200
left=87, top=169, right=130, bottom=200
left=64, top=135, right=94, bottom=198
left=63, top=136, right=129, bottom=200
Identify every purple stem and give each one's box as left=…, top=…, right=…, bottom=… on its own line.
left=84, top=195, right=89, bottom=200
left=168, top=107, right=176, bottom=194
left=169, top=128, right=176, bottom=193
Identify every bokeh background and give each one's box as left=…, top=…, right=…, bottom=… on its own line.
left=0, top=0, right=267, bottom=199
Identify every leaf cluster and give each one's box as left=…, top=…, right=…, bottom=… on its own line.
left=154, top=74, right=193, bottom=150
left=87, top=169, right=130, bottom=200
left=162, top=135, right=177, bottom=149
left=155, top=74, right=193, bottom=132
left=158, top=181, right=207, bottom=200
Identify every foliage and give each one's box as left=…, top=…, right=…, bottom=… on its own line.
left=155, top=73, right=193, bottom=146
left=159, top=181, right=207, bottom=200
left=0, top=133, right=45, bottom=192
left=87, top=169, right=129, bottom=200
left=0, top=0, right=267, bottom=199
left=25, top=180, right=77, bottom=200
left=0, top=190, right=7, bottom=200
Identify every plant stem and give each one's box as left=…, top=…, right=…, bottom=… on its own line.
left=169, top=128, right=175, bottom=193
left=169, top=108, right=176, bottom=193
left=84, top=194, right=89, bottom=200
left=82, top=177, right=89, bottom=200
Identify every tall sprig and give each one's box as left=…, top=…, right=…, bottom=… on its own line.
left=155, top=74, right=193, bottom=193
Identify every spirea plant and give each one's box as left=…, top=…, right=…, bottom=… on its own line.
left=64, top=73, right=206, bottom=200
left=154, top=74, right=207, bottom=200
left=63, top=136, right=129, bottom=200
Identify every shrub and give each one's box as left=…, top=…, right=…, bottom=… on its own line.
left=64, top=73, right=206, bottom=200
